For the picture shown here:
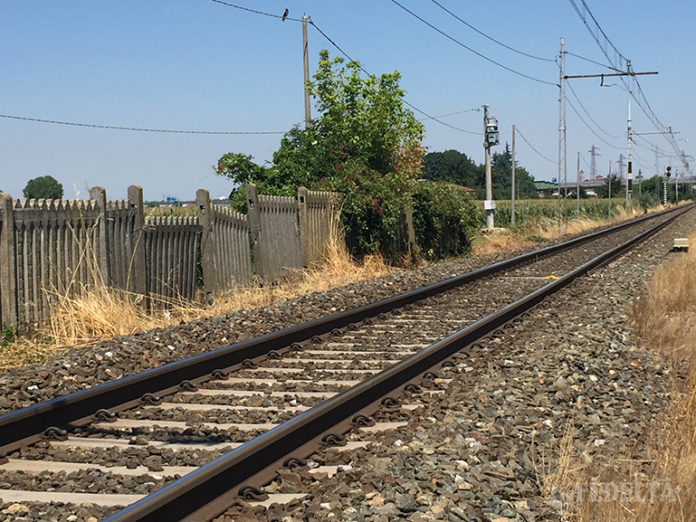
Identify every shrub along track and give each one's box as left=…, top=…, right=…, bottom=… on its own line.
left=0, top=206, right=691, bottom=521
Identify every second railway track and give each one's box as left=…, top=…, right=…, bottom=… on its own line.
left=0, top=205, right=692, bottom=520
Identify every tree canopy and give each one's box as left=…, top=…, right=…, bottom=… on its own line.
left=216, top=49, right=424, bottom=198
left=215, top=50, right=429, bottom=258
left=23, top=175, right=63, bottom=199
left=422, top=145, right=538, bottom=199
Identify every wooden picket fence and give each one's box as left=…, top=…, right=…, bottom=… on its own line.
left=0, top=184, right=339, bottom=331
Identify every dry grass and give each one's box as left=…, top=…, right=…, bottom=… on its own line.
left=540, top=231, right=696, bottom=521
left=471, top=205, right=668, bottom=257
left=0, top=229, right=390, bottom=370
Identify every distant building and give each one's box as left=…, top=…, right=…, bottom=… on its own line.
left=534, top=181, right=557, bottom=198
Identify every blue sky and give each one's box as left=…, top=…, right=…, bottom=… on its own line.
left=1, top=1, right=693, bottom=200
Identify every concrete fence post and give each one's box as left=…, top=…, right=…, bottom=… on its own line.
left=0, top=192, right=17, bottom=329
left=89, top=186, right=111, bottom=286
left=197, top=188, right=217, bottom=303
left=297, top=187, right=310, bottom=266
left=127, top=185, right=147, bottom=298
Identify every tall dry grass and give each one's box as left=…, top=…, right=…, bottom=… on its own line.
left=0, top=226, right=390, bottom=370
left=541, top=232, right=696, bottom=521
left=472, top=204, right=657, bottom=256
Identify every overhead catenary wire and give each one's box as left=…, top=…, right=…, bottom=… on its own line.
left=565, top=51, right=622, bottom=73
left=514, top=127, right=558, bottom=164
left=565, top=96, right=623, bottom=151
left=387, top=0, right=557, bottom=86
left=566, top=81, right=621, bottom=139
left=0, top=113, right=285, bottom=134
left=428, top=0, right=554, bottom=62
left=567, top=0, right=689, bottom=172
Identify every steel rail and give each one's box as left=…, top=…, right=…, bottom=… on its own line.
left=0, top=205, right=688, bottom=456
left=106, top=204, right=690, bottom=521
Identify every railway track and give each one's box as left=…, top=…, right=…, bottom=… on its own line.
left=0, top=205, right=691, bottom=521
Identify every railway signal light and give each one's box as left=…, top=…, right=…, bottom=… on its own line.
left=485, top=117, right=499, bottom=146
left=664, top=165, right=671, bottom=177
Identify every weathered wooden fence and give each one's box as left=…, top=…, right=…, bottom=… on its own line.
left=299, top=187, right=340, bottom=266
left=0, top=184, right=339, bottom=331
left=144, top=216, right=200, bottom=303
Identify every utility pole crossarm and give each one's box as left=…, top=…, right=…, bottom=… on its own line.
left=564, top=71, right=658, bottom=80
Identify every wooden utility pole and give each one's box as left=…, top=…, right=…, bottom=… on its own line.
left=302, top=15, right=312, bottom=128
left=511, top=124, right=516, bottom=226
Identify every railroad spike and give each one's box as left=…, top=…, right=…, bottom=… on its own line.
left=178, top=380, right=198, bottom=391
left=404, top=383, right=421, bottom=393
left=381, top=397, right=402, bottom=409
left=283, top=457, right=307, bottom=470
left=140, top=393, right=162, bottom=405
left=352, top=414, right=376, bottom=427
left=238, top=486, right=268, bottom=501
left=42, top=426, right=68, bottom=441
left=321, top=433, right=347, bottom=447
left=94, top=409, right=117, bottom=423
left=267, top=350, right=283, bottom=359
left=211, top=369, right=229, bottom=379
left=241, top=359, right=258, bottom=369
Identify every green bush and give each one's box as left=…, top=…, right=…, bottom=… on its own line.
left=412, top=182, right=478, bottom=260
left=332, top=167, right=411, bottom=261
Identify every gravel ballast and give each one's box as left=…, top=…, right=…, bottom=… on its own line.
left=217, top=208, right=696, bottom=521
left=0, top=208, right=694, bottom=521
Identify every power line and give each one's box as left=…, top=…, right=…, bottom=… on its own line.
left=308, top=19, right=481, bottom=135
left=428, top=0, right=553, bottom=62
left=515, top=127, right=558, bottom=164
left=209, top=0, right=302, bottom=22
left=419, top=108, right=481, bottom=120
left=567, top=0, right=689, bottom=170
left=208, top=1, right=490, bottom=136
left=0, top=113, right=285, bottom=135
left=566, top=81, right=621, bottom=139
left=565, top=51, right=621, bottom=72
left=565, top=96, right=623, bottom=151
left=387, top=0, right=557, bottom=86
left=209, top=2, right=483, bottom=136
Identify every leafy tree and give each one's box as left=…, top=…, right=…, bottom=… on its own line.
left=216, top=50, right=424, bottom=193
left=422, top=145, right=538, bottom=199
left=422, top=150, right=483, bottom=193
left=215, top=50, right=426, bottom=258
left=23, top=175, right=63, bottom=199
left=491, top=144, right=538, bottom=199
left=596, top=175, right=622, bottom=199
